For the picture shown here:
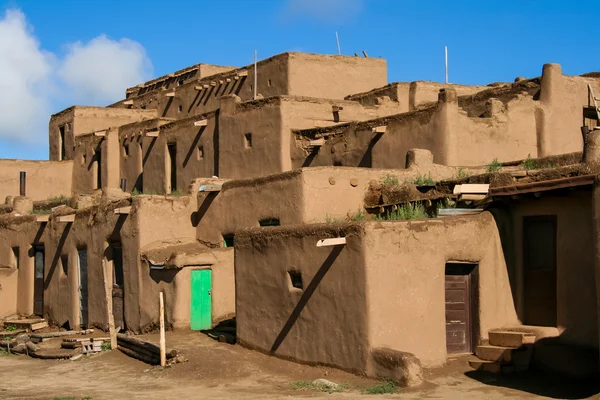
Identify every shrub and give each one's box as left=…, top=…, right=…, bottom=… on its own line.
left=381, top=174, right=399, bottom=187
left=348, top=209, right=367, bottom=221
left=486, top=158, right=502, bottom=173
left=405, top=174, right=435, bottom=186
left=5, top=324, right=17, bottom=331
left=289, top=381, right=348, bottom=394
left=364, top=380, right=398, bottom=395
left=375, top=204, right=428, bottom=221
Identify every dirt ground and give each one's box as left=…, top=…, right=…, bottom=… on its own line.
left=1, top=331, right=599, bottom=400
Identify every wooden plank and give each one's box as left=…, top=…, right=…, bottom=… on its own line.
left=372, top=126, right=386, bottom=133
left=113, top=206, right=131, bottom=215
left=194, top=119, right=208, bottom=127
left=57, top=215, right=75, bottom=223
left=332, top=105, right=344, bottom=112
left=453, top=184, right=489, bottom=195
left=123, top=100, right=134, bottom=105
left=489, top=174, right=595, bottom=197
left=316, top=237, right=346, bottom=247
left=459, top=194, right=487, bottom=201
left=210, top=82, right=217, bottom=87
left=165, top=91, right=175, bottom=97
left=93, top=130, right=106, bottom=137
left=309, top=138, right=325, bottom=147
left=35, top=215, right=50, bottom=223
left=237, top=70, right=248, bottom=77
left=31, top=321, right=48, bottom=330
left=145, top=130, right=159, bottom=137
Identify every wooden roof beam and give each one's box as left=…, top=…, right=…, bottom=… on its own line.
left=194, top=119, right=208, bottom=127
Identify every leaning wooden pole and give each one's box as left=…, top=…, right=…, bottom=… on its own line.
left=102, top=259, right=117, bottom=350
left=159, top=292, right=166, bottom=367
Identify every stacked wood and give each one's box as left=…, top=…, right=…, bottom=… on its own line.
left=30, top=329, right=94, bottom=343
left=117, top=334, right=177, bottom=365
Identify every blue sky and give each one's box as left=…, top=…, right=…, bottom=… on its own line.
left=0, top=0, right=599, bottom=160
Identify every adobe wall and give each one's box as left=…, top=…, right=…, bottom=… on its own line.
left=134, top=195, right=198, bottom=331
left=72, top=130, right=120, bottom=195
left=538, top=64, right=600, bottom=157
left=0, top=160, right=73, bottom=202
left=363, top=213, right=518, bottom=368
left=49, top=106, right=156, bottom=161
left=144, top=248, right=234, bottom=330
left=503, top=191, right=597, bottom=348
left=235, top=223, right=370, bottom=373
left=287, top=53, right=387, bottom=100
left=409, top=81, right=489, bottom=111
left=345, top=82, right=412, bottom=111
left=593, top=181, right=600, bottom=356
left=194, top=171, right=304, bottom=246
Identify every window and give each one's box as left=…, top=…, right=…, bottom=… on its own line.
left=223, top=234, right=234, bottom=248
left=268, top=79, right=272, bottom=87
left=249, top=84, right=253, bottom=92
left=197, top=145, right=204, bottom=160
left=59, top=125, right=66, bottom=161
left=259, top=218, right=280, bottom=227
left=288, top=271, right=303, bottom=290
left=178, top=105, right=183, bottom=113
left=244, top=133, right=252, bottom=149
left=12, top=247, right=19, bottom=269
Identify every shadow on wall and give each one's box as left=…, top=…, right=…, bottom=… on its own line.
left=358, top=131, right=385, bottom=168
left=44, top=223, right=72, bottom=290
left=143, top=138, right=157, bottom=166
left=191, top=192, right=218, bottom=227
left=270, top=244, right=344, bottom=353
left=150, top=268, right=178, bottom=284
left=183, top=126, right=206, bottom=168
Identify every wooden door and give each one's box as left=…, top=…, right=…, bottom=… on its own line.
left=523, top=216, right=557, bottom=327
left=445, top=263, right=476, bottom=354
left=78, top=249, right=88, bottom=329
left=33, top=246, right=45, bottom=316
left=190, top=269, right=212, bottom=330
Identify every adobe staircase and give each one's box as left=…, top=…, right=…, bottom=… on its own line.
left=469, top=330, right=536, bottom=373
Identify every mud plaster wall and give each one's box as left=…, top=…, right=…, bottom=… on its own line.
left=235, top=224, right=370, bottom=373
left=0, top=240, right=20, bottom=317
left=364, top=213, right=518, bottom=368
left=409, top=81, right=489, bottom=111
left=538, top=64, right=600, bottom=157
left=218, top=97, right=285, bottom=179
left=593, top=183, right=600, bottom=355
left=0, top=160, right=73, bottom=201
left=502, top=191, right=597, bottom=348
left=146, top=249, right=234, bottom=330
left=288, top=53, right=387, bottom=100
left=72, top=130, right=121, bottom=194
left=50, top=107, right=156, bottom=161
left=194, top=172, right=304, bottom=246
left=345, top=82, right=412, bottom=110
left=134, top=196, right=197, bottom=331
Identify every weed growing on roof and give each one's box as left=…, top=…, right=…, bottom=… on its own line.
left=381, top=174, right=399, bottom=187
left=30, top=209, right=52, bottom=215
left=375, top=203, right=428, bottom=221
left=521, top=154, right=536, bottom=170
left=486, top=158, right=502, bottom=173
left=168, top=189, right=186, bottom=197
left=4, top=324, right=17, bottom=331
left=131, top=188, right=156, bottom=196
left=454, top=168, right=470, bottom=179
left=47, top=194, right=69, bottom=202
left=405, top=174, right=435, bottom=186
left=348, top=208, right=367, bottom=221
left=289, top=380, right=348, bottom=394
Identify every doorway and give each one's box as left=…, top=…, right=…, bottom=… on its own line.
left=445, top=262, right=478, bottom=354
left=110, top=242, right=125, bottom=331
left=78, top=248, right=88, bottom=329
left=523, top=216, right=557, bottom=327
left=190, top=269, right=212, bottom=330
left=167, top=142, right=177, bottom=193
left=33, top=245, right=45, bottom=316
left=95, top=148, right=102, bottom=189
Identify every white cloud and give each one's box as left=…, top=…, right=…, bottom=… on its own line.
left=58, top=35, right=152, bottom=104
left=282, top=0, right=363, bottom=23
left=0, top=8, right=153, bottom=145
left=0, top=9, right=54, bottom=143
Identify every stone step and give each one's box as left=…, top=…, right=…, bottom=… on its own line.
left=476, top=345, right=516, bottom=362
left=468, top=358, right=515, bottom=374
left=489, top=330, right=535, bottom=347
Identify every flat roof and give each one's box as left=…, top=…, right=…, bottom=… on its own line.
left=488, top=174, right=595, bottom=197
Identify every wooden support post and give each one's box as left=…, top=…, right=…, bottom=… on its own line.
left=145, top=131, right=159, bottom=138
left=35, top=215, right=49, bottom=223
left=94, top=130, right=107, bottom=137
left=316, top=237, right=346, bottom=247
left=237, top=70, right=248, bottom=77
left=309, top=138, right=325, bottom=147
left=193, top=119, right=208, bottom=127
left=372, top=126, right=387, bottom=133
left=210, top=82, right=217, bottom=87
left=56, top=215, right=75, bottom=223
left=159, top=292, right=166, bottom=367
left=113, top=206, right=131, bottom=215
left=332, top=105, right=344, bottom=112
left=103, top=259, right=117, bottom=350
left=226, top=78, right=232, bottom=82
left=123, top=100, right=134, bottom=105
left=165, top=91, right=175, bottom=97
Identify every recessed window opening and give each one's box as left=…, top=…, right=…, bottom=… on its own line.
left=244, top=133, right=252, bottom=149
left=259, top=218, right=280, bottom=227
left=61, top=254, right=69, bottom=276
left=12, top=247, right=19, bottom=269
left=223, top=234, right=235, bottom=248
left=178, top=105, right=183, bottom=112
left=197, top=145, right=204, bottom=160
left=249, top=84, right=253, bottom=92
left=288, top=271, right=303, bottom=290
left=268, top=79, right=272, bottom=87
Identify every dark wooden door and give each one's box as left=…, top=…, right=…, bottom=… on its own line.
left=33, top=246, right=45, bottom=316
left=523, top=216, right=557, bottom=327
left=111, top=243, right=125, bottom=331
left=78, top=248, right=88, bottom=329
left=445, top=263, right=476, bottom=354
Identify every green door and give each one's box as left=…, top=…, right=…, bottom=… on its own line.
left=190, top=269, right=212, bottom=330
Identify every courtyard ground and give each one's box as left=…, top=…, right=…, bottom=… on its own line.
left=0, top=331, right=599, bottom=399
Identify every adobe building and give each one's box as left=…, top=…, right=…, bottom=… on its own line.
left=1, top=50, right=600, bottom=385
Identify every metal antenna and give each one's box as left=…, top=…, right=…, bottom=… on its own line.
left=445, top=46, right=449, bottom=84
left=253, top=50, right=257, bottom=100
left=335, top=32, right=341, bottom=55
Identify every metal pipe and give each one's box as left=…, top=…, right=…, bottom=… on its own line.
left=253, top=50, right=257, bottom=100
left=19, top=171, right=26, bottom=197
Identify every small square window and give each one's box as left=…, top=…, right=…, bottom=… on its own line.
left=268, top=79, right=272, bottom=87
left=249, top=84, right=253, bottom=92
left=178, top=105, right=183, bottom=113
left=288, top=271, right=303, bottom=290
left=244, top=133, right=252, bottom=149
left=259, top=218, right=280, bottom=226
left=223, top=234, right=234, bottom=248
left=197, top=145, right=204, bottom=160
